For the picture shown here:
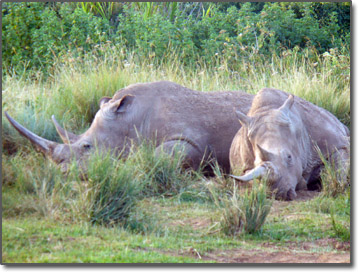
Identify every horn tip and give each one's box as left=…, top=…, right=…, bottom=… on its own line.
left=229, top=174, right=251, bottom=182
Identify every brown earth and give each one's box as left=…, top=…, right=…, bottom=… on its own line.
left=138, top=239, right=350, bottom=263
left=201, top=246, right=350, bottom=263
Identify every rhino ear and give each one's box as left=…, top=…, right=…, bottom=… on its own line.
left=110, top=95, right=135, bottom=113
left=99, top=96, right=111, bottom=108
left=235, top=109, right=252, bottom=127
left=278, top=95, right=294, bottom=114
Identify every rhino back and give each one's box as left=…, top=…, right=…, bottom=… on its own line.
left=110, top=81, right=254, bottom=170
left=112, top=81, right=196, bottom=100
left=153, top=91, right=253, bottom=163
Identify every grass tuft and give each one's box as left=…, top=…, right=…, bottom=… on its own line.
left=130, top=140, right=195, bottom=197
left=330, top=208, right=350, bottom=242
left=211, top=179, right=272, bottom=236
left=316, top=147, right=350, bottom=198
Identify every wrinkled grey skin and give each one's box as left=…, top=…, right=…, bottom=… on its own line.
left=229, top=88, right=350, bottom=200
left=6, top=81, right=254, bottom=174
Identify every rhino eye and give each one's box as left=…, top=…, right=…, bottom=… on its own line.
left=286, top=154, right=293, bottom=165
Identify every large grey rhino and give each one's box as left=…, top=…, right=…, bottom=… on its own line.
left=5, top=81, right=254, bottom=173
left=229, top=88, right=350, bottom=200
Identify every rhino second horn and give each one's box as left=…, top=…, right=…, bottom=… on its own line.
left=235, top=110, right=252, bottom=127
left=278, top=94, right=294, bottom=113
left=51, top=115, right=79, bottom=144
left=256, top=144, right=274, bottom=161
left=5, top=111, right=58, bottom=156
left=230, top=165, right=267, bottom=182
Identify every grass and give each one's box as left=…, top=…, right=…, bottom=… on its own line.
left=2, top=45, right=350, bottom=263
left=315, top=146, right=350, bottom=198
left=2, top=194, right=350, bottom=263
left=210, top=179, right=272, bottom=236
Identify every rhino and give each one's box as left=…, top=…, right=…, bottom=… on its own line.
left=5, top=81, right=254, bottom=174
left=229, top=88, right=350, bottom=200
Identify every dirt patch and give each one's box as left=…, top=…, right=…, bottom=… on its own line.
left=136, top=245, right=350, bottom=263
left=262, top=238, right=350, bottom=252
left=198, top=236, right=350, bottom=263
left=295, top=190, right=320, bottom=201
left=283, top=238, right=350, bottom=252
left=169, top=218, right=212, bottom=230
left=202, top=248, right=350, bottom=263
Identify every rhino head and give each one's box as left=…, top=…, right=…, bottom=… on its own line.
left=231, top=95, right=309, bottom=200
left=5, top=95, right=135, bottom=173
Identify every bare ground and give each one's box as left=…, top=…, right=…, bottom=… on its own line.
left=138, top=238, right=350, bottom=263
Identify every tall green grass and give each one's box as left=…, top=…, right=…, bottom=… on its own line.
left=2, top=138, right=200, bottom=232
left=315, top=146, right=350, bottom=198
left=2, top=45, right=350, bottom=155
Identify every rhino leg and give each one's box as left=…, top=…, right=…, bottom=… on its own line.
left=296, top=177, right=307, bottom=191
left=156, top=140, right=203, bottom=170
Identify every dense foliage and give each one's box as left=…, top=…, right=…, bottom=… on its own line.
left=2, top=2, right=350, bottom=75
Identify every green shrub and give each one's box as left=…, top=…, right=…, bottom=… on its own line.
left=2, top=2, right=44, bottom=73
left=116, top=6, right=195, bottom=63
left=2, top=2, right=349, bottom=75
left=2, top=2, right=112, bottom=75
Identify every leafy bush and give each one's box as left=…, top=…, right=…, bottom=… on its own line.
left=2, top=2, right=350, bottom=75
left=116, top=6, right=195, bottom=63
left=2, top=2, right=112, bottom=75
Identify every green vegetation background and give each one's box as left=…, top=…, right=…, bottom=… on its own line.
left=2, top=2, right=350, bottom=75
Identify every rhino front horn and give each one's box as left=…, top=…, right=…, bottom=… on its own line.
left=51, top=115, right=79, bottom=144
left=230, top=165, right=267, bottom=182
left=5, top=111, right=58, bottom=156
